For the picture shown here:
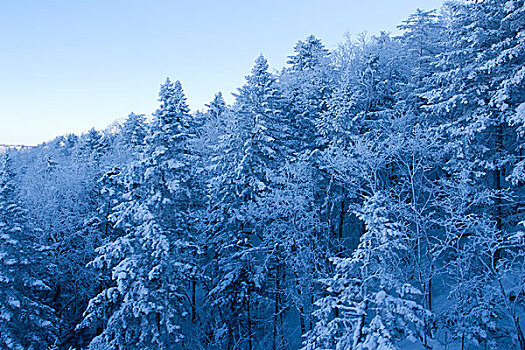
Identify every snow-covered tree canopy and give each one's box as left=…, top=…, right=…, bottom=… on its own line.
left=3, top=1, right=524, bottom=349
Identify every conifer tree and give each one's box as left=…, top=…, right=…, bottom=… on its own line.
left=234, top=54, right=289, bottom=200
left=80, top=78, right=201, bottom=349
left=305, top=193, right=429, bottom=350
left=206, top=56, right=290, bottom=349
left=120, top=112, right=147, bottom=150
left=0, top=154, right=57, bottom=349
left=206, top=92, right=227, bottom=123
left=281, top=35, right=334, bottom=152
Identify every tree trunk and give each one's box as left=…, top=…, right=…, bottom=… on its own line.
left=493, top=124, right=504, bottom=265
left=337, top=185, right=346, bottom=257
left=293, top=269, right=306, bottom=336
left=247, top=298, right=253, bottom=350
left=191, top=280, right=197, bottom=323
left=273, top=263, right=280, bottom=350
left=515, top=316, right=525, bottom=350
left=227, top=326, right=233, bottom=350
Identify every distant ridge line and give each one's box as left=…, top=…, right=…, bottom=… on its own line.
left=0, top=144, right=32, bottom=154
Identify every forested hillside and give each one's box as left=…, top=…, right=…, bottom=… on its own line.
left=1, top=0, right=524, bottom=349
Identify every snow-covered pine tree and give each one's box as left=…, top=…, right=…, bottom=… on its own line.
left=80, top=128, right=108, bottom=163
left=396, top=8, right=444, bottom=110
left=206, top=92, right=227, bottom=124
left=120, top=112, right=147, bottom=150
left=80, top=78, right=201, bottom=349
left=14, top=134, right=114, bottom=348
left=280, top=35, right=334, bottom=153
left=421, top=3, right=525, bottom=346
left=305, top=193, right=429, bottom=350
left=233, top=54, right=289, bottom=201
left=423, top=0, right=524, bottom=234
left=206, top=55, right=290, bottom=349
left=0, top=153, right=57, bottom=349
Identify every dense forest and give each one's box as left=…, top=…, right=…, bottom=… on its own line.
left=1, top=0, right=524, bottom=349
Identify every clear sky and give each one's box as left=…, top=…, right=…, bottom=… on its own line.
left=0, top=0, right=444, bottom=145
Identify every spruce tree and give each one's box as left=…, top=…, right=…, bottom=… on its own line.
left=281, top=35, right=334, bottom=152
left=0, top=154, right=57, bottom=349
left=305, top=194, right=429, bottom=350
left=80, top=78, right=201, bottom=349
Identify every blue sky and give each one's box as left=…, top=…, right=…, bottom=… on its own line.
left=0, top=0, right=443, bottom=145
